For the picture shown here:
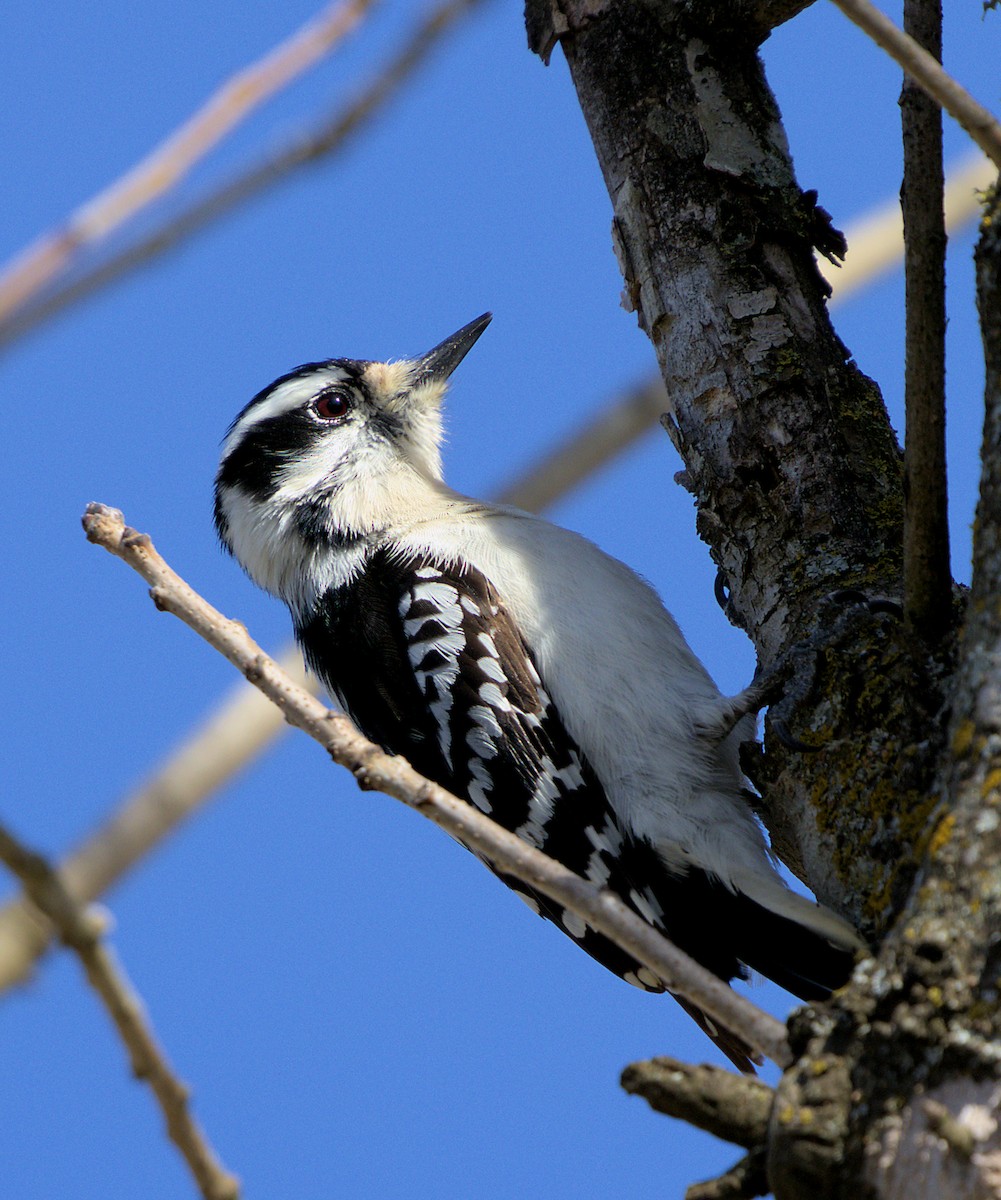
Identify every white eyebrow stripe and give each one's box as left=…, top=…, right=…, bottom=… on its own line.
left=222, top=366, right=352, bottom=459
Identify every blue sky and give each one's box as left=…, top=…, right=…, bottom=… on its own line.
left=1, top=3, right=998, bottom=1198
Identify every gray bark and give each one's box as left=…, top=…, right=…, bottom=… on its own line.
left=525, top=0, right=1001, bottom=1195
left=526, top=0, right=940, bottom=942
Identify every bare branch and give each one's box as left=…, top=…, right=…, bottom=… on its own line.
left=901, top=0, right=950, bottom=641
left=620, top=1056, right=773, bottom=1146
left=0, top=651, right=315, bottom=992
left=0, top=0, right=373, bottom=327
left=0, top=824, right=239, bottom=1200
left=0, top=160, right=988, bottom=994
left=828, top=0, right=1001, bottom=169
left=0, top=0, right=485, bottom=353
left=685, top=1153, right=769, bottom=1200
left=81, top=501, right=793, bottom=1069
left=493, top=377, right=667, bottom=509
left=0, top=384, right=655, bottom=991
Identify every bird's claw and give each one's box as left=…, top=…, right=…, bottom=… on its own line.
left=770, top=717, right=821, bottom=754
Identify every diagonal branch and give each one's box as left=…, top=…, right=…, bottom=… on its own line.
left=0, top=647, right=316, bottom=995
left=0, top=824, right=240, bottom=1200
left=828, top=0, right=1001, bottom=169
left=492, top=378, right=666, bottom=508
left=622, top=1054, right=774, bottom=1199
left=0, top=382, right=660, bottom=992
left=0, top=159, right=990, bottom=994
left=814, top=151, right=993, bottom=296
left=0, top=0, right=486, bottom=353
left=685, top=1154, right=769, bottom=1200
left=0, top=0, right=374, bottom=327
left=81, top=501, right=793, bottom=1069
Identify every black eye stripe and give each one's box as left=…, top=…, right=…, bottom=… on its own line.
left=216, top=410, right=319, bottom=497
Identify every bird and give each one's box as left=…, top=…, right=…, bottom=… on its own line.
left=214, top=312, right=863, bottom=1070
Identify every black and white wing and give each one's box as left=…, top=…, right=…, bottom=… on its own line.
left=297, top=549, right=762, bottom=1070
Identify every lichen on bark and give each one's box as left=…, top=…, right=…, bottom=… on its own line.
left=525, top=2, right=1001, bottom=1196
left=526, top=0, right=949, bottom=937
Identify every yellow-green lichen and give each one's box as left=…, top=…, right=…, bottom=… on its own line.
left=981, top=769, right=1001, bottom=800
left=953, top=719, right=976, bottom=757
left=927, top=811, right=956, bottom=857
left=861, top=870, right=897, bottom=927
left=811, top=760, right=937, bottom=928
left=768, top=346, right=806, bottom=381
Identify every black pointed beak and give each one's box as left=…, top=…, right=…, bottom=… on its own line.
left=412, top=312, right=492, bottom=386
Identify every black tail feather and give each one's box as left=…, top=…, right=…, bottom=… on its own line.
left=720, top=890, right=858, bottom=1002
left=671, top=994, right=763, bottom=1075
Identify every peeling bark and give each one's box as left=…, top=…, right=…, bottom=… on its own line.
left=525, top=1, right=1001, bottom=1197
left=526, top=0, right=949, bottom=941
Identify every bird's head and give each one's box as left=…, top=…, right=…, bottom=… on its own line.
left=214, top=313, right=491, bottom=598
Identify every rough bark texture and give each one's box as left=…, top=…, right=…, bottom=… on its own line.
left=621, top=1056, right=773, bottom=1146
left=526, top=1, right=1001, bottom=1196
left=526, top=0, right=951, bottom=944
left=831, top=183, right=1001, bottom=1199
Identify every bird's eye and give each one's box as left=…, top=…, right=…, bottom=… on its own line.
left=313, top=390, right=352, bottom=422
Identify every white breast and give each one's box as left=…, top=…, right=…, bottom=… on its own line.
left=395, top=502, right=774, bottom=886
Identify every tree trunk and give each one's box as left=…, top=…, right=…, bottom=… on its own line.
left=525, top=0, right=1001, bottom=1194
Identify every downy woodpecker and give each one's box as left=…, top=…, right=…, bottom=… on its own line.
left=214, top=314, right=861, bottom=1070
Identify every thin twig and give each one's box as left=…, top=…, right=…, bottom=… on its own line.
left=493, top=378, right=668, bottom=510
left=901, top=0, right=950, bottom=640
left=0, top=161, right=990, bottom=994
left=0, top=650, right=315, bottom=992
left=80, top=501, right=793, bottom=1069
left=0, top=0, right=485, bottom=353
left=0, top=0, right=374, bottom=327
left=0, top=386, right=654, bottom=991
left=828, top=0, right=1001, bottom=169
left=0, top=825, right=239, bottom=1200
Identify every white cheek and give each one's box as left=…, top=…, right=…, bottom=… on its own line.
left=272, top=426, right=361, bottom=500
left=406, top=408, right=444, bottom=480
